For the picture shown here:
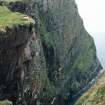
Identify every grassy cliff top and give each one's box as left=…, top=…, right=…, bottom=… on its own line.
left=0, top=6, right=35, bottom=32
left=75, top=70, right=105, bottom=105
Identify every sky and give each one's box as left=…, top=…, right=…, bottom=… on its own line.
left=75, top=0, right=105, bottom=34
left=75, top=0, right=105, bottom=68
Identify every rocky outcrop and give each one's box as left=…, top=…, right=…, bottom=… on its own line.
left=0, top=5, right=35, bottom=104
left=0, top=0, right=102, bottom=105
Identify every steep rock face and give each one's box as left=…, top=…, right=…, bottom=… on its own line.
left=32, top=0, right=102, bottom=104
left=0, top=25, right=33, bottom=102
left=0, top=0, right=102, bottom=105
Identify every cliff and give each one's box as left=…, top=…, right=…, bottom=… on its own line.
left=0, top=4, right=35, bottom=105
left=0, top=0, right=102, bottom=105
left=75, top=71, right=105, bottom=105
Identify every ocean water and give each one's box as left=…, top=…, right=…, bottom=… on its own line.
left=91, top=33, right=105, bottom=68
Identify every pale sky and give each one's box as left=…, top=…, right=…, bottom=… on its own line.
left=75, top=0, right=105, bottom=34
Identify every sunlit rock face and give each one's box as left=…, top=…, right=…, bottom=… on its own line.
left=0, top=0, right=102, bottom=105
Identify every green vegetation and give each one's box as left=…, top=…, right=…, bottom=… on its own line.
left=75, top=71, right=105, bottom=105
left=72, top=29, right=96, bottom=73
left=0, top=6, right=35, bottom=31
left=0, top=100, right=12, bottom=105
left=39, top=14, right=53, bottom=47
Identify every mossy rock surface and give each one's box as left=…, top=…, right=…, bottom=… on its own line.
left=0, top=6, right=35, bottom=32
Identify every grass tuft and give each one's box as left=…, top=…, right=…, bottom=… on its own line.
left=0, top=6, right=35, bottom=31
